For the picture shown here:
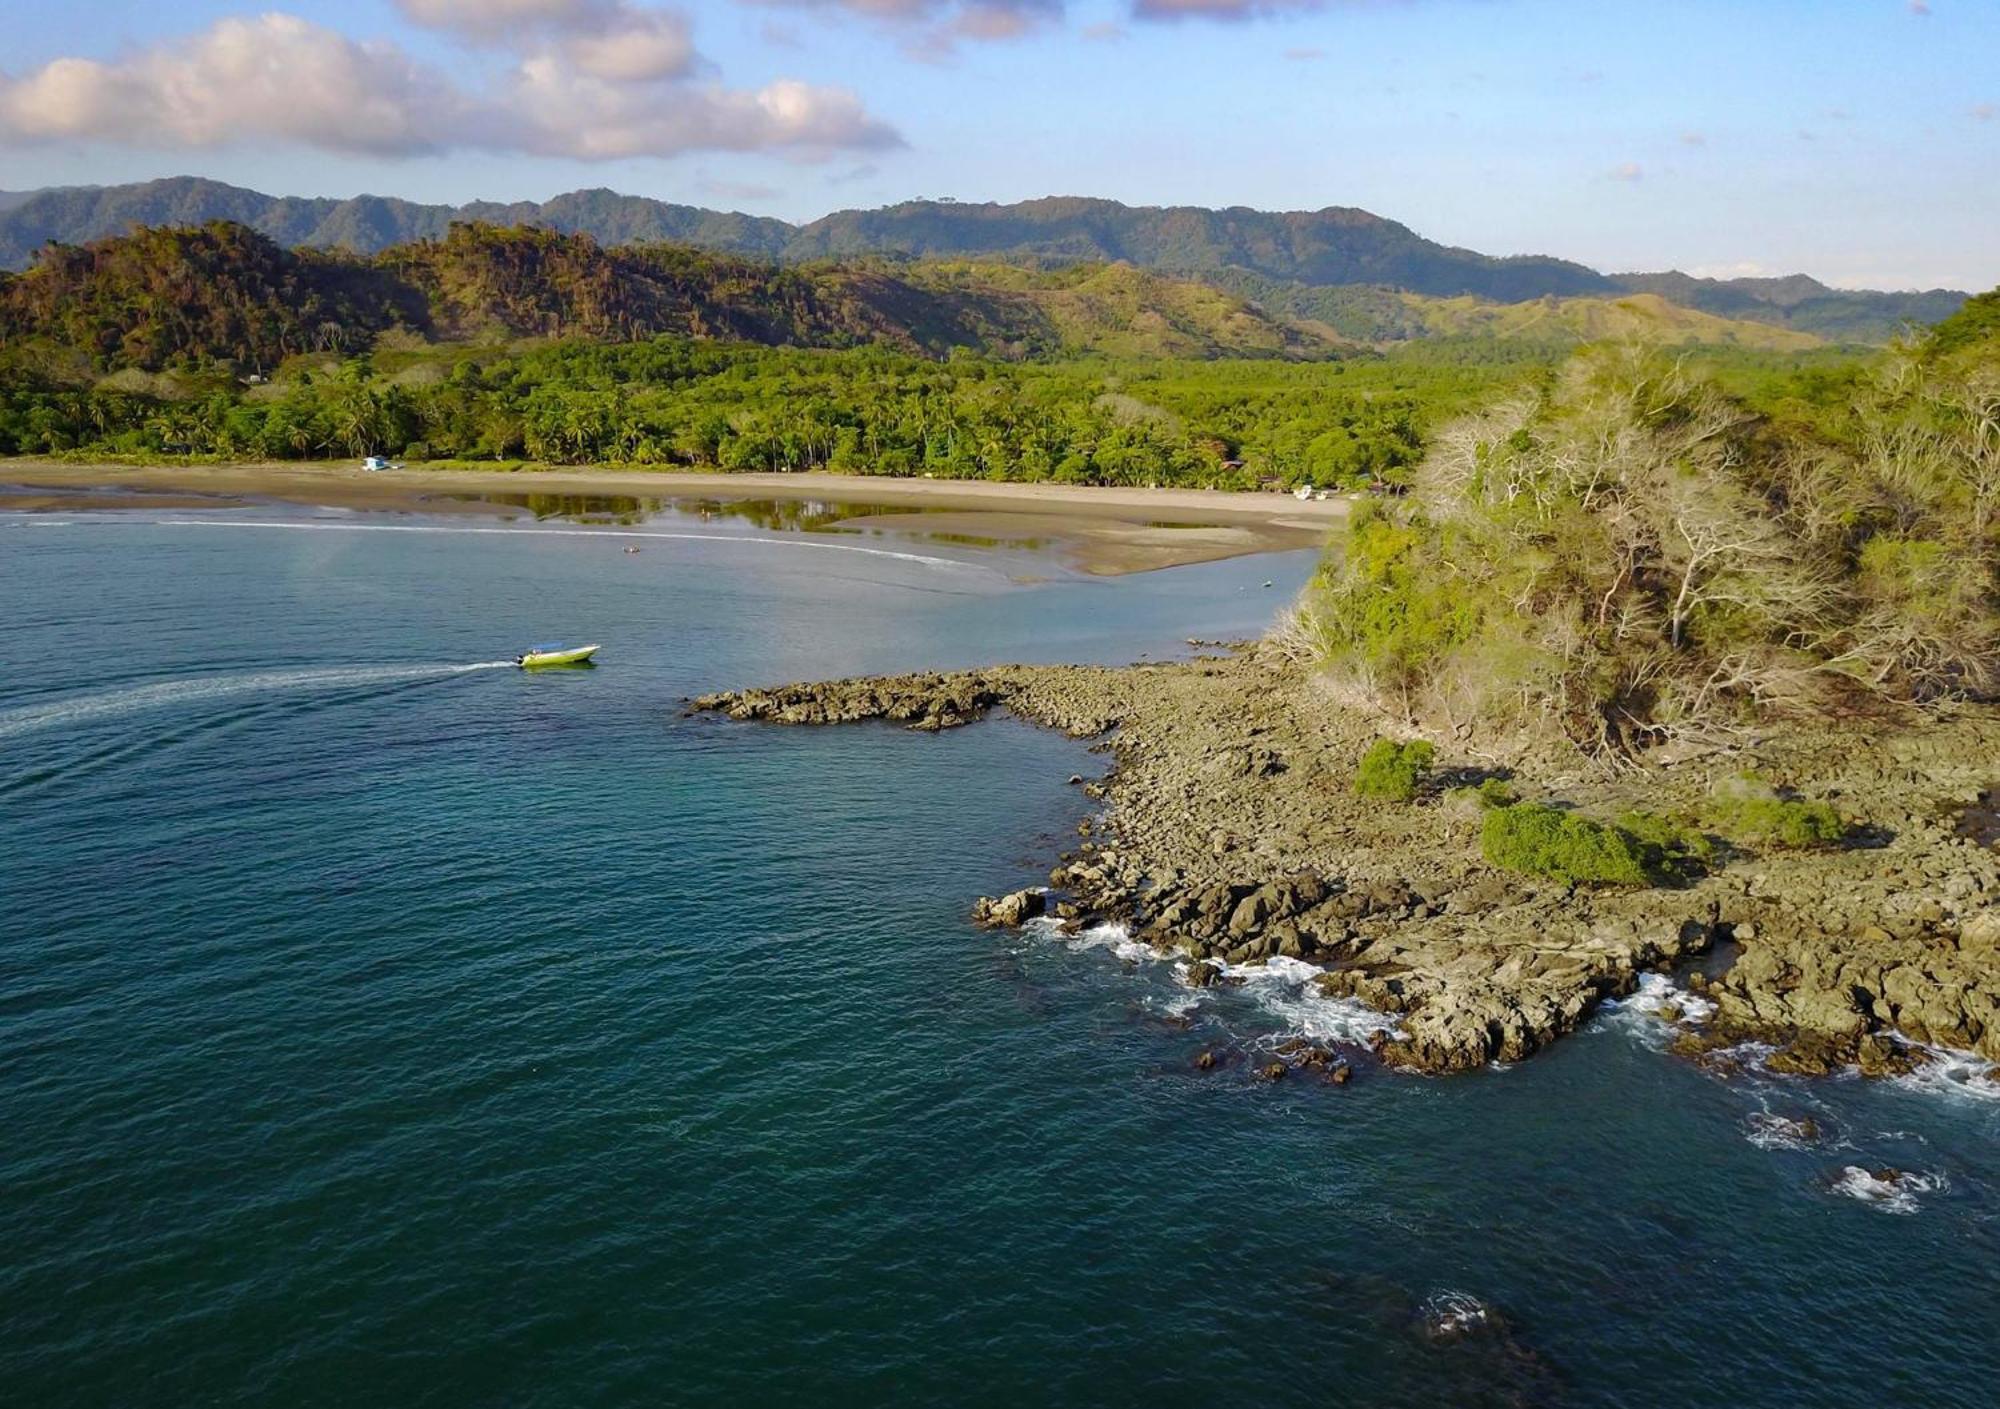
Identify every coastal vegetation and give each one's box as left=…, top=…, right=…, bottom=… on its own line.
left=0, top=339, right=1512, bottom=488
left=1702, top=774, right=1847, bottom=849
left=1353, top=737, right=1435, bottom=802
left=1478, top=803, right=1658, bottom=887
left=1301, top=302, right=2000, bottom=758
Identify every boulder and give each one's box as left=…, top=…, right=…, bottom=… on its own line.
left=972, top=889, right=1045, bottom=928
left=1184, top=959, right=1226, bottom=989
left=1960, top=908, right=2000, bottom=954
left=1228, top=889, right=1275, bottom=936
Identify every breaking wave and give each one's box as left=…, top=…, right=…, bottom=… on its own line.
left=1825, top=1165, right=1949, bottom=1215
left=1743, top=1110, right=1825, bottom=1151
left=1209, top=954, right=1400, bottom=1047
left=1888, top=1045, right=2000, bottom=1103
left=1419, top=1290, right=1494, bottom=1342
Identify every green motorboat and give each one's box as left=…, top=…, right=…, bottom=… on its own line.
left=516, top=643, right=600, bottom=668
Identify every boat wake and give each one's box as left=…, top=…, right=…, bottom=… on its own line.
left=0, top=661, right=515, bottom=742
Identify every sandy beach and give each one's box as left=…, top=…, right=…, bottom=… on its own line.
left=0, top=460, right=1349, bottom=575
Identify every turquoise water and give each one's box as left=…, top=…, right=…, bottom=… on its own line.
left=3, top=507, right=1997, bottom=1408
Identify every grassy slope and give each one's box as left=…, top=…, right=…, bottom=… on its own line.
left=1397, top=291, right=1827, bottom=351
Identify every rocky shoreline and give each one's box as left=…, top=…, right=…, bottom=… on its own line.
left=691, top=647, right=2000, bottom=1079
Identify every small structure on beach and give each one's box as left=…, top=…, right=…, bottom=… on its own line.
left=361, top=456, right=392, bottom=471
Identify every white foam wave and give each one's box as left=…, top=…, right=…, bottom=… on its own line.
left=155, top=517, right=983, bottom=571
left=0, top=661, right=513, bottom=740
left=1025, top=916, right=1160, bottom=964
left=1614, top=972, right=1718, bottom=1024
left=1887, top=1045, right=2000, bottom=1103
left=1219, top=954, right=1400, bottom=1046
left=1827, top=1164, right=1948, bottom=1215
left=1744, top=1111, right=1823, bottom=1151
left=1419, top=1290, right=1493, bottom=1341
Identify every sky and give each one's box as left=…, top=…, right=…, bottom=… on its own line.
left=0, top=0, right=1994, bottom=291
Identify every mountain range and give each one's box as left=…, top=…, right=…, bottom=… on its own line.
left=0, top=178, right=1967, bottom=345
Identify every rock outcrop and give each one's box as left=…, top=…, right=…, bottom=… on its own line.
left=691, top=649, right=2000, bottom=1076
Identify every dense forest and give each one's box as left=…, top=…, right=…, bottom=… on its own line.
left=0, top=338, right=1516, bottom=489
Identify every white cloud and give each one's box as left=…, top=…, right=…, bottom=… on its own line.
left=744, top=0, right=1064, bottom=51
left=398, top=0, right=613, bottom=36
left=398, top=1, right=696, bottom=81
left=0, top=10, right=898, bottom=161
left=0, top=15, right=461, bottom=156
left=1132, top=0, right=1332, bottom=18
left=1608, top=161, right=1644, bottom=182
left=742, top=1, right=1062, bottom=49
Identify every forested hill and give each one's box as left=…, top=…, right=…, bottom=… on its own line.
left=0, top=222, right=1351, bottom=372
left=0, top=179, right=794, bottom=271
left=0, top=178, right=1963, bottom=342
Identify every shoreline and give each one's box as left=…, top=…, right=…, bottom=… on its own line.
left=0, top=460, right=1348, bottom=576
left=691, top=650, right=2000, bottom=1082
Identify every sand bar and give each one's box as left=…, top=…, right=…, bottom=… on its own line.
left=0, top=460, right=1349, bottom=574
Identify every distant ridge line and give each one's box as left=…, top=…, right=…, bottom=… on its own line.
left=0, top=176, right=1968, bottom=344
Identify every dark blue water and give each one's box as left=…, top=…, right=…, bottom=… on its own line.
left=3, top=508, right=1997, bottom=1408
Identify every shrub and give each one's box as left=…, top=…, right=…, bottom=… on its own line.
left=1704, top=773, right=1847, bottom=849
left=1615, top=810, right=1715, bottom=878
left=1447, top=777, right=1517, bottom=811
left=1355, top=737, right=1436, bottom=802
left=1480, top=803, right=1654, bottom=886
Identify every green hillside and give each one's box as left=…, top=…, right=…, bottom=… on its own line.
left=0, top=222, right=1342, bottom=373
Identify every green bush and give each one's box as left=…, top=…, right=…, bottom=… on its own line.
left=1709, top=796, right=1846, bottom=848
left=1480, top=803, right=1654, bottom=886
left=1355, top=737, right=1436, bottom=802
left=1615, top=810, right=1715, bottom=877
left=1704, top=773, right=1847, bottom=849
left=1447, top=777, right=1517, bottom=811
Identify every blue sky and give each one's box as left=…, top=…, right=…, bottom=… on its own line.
left=0, top=1, right=1994, bottom=290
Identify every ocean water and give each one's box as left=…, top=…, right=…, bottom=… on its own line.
left=3, top=505, right=1997, bottom=1409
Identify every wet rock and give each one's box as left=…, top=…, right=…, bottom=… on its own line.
left=1856, top=1032, right=1920, bottom=1079
left=1258, top=1061, right=1287, bottom=1082
left=1194, top=1049, right=1219, bottom=1071
left=1765, top=1031, right=1854, bottom=1078
left=1184, top=959, right=1227, bottom=989
left=972, top=889, right=1045, bottom=928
